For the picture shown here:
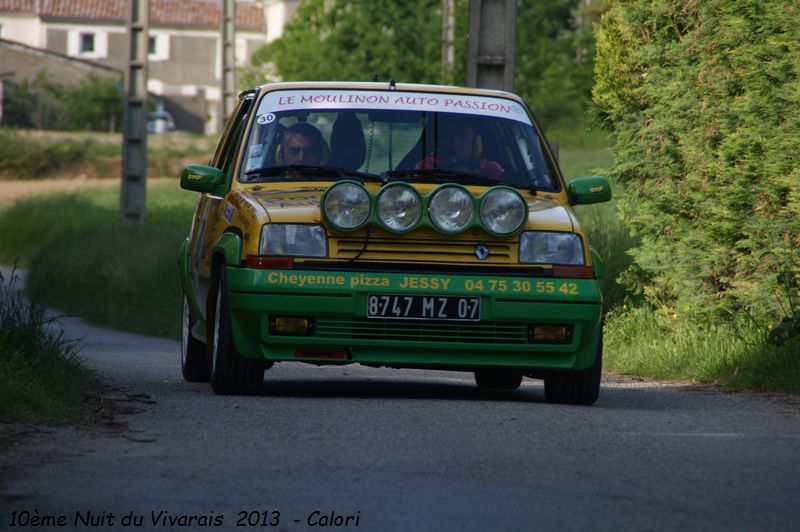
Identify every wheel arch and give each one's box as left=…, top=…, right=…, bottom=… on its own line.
left=207, top=229, right=244, bottom=339
left=212, top=229, right=244, bottom=273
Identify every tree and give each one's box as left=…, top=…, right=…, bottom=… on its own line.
left=242, top=0, right=603, bottom=130
left=593, top=0, right=800, bottom=323
left=242, top=0, right=443, bottom=86
left=515, top=0, right=602, bottom=128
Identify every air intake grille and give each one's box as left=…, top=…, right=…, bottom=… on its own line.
left=314, top=318, right=527, bottom=344
left=329, top=235, right=514, bottom=265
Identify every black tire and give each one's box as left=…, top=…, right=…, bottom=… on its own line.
left=474, top=368, right=523, bottom=390
left=181, top=295, right=210, bottom=382
left=544, top=335, right=603, bottom=405
left=209, top=266, right=265, bottom=395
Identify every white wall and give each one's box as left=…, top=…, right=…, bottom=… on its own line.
left=265, top=0, right=287, bottom=43
left=0, top=13, right=42, bottom=48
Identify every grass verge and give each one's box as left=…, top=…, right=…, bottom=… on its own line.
left=0, top=268, right=96, bottom=423
left=0, top=184, right=195, bottom=338
left=605, top=306, right=800, bottom=393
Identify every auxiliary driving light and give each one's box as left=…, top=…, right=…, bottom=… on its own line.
left=529, top=324, right=573, bottom=344
left=322, top=181, right=371, bottom=231
left=376, top=184, right=422, bottom=232
left=428, top=185, right=474, bottom=234
left=479, top=187, right=527, bottom=236
left=270, top=316, right=314, bottom=335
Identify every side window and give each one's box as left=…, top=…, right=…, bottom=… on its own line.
left=210, top=105, right=240, bottom=167
left=211, top=97, right=254, bottom=178
left=217, top=115, right=248, bottom=175
left=210, top=97, right=253, bottom=168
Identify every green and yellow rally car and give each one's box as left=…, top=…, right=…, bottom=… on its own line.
left=178, top=81, right=610, bottom=404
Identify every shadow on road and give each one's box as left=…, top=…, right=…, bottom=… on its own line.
left=185, top=376, right=549, bottom=403
left=178, top=373, right=682, bottom=410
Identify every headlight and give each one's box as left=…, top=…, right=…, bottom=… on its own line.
left=260, top=224, right=327, bottom=257
left=322, top=182, right=371, bottom=231
left=428, top=186, right=474, bottom=234
left=479, top=187, right=527, bottom=235
left=519, top=231, right=584, bottom=265
left=376, top=184, right=422, bottom=232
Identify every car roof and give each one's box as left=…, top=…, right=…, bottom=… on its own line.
left=244, top=81, right=525, bottom=105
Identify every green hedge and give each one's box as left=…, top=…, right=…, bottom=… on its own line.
left=3, top=72, right=122, bottom=132
left=593, top=0, right=800, bottom=326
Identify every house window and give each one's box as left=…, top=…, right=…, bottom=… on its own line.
left=148, top=34, right=170, bottom=61
left=80, top=33, right=95, bottom=53
left=68, top=30, right=107, bottom=58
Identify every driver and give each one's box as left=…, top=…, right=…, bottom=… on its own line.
left=416, top=116, right=503, bottom=179
left=280, top=123, right=328, bottom=166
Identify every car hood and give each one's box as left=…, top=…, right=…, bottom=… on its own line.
left=246, top=186, right=329, bottom=223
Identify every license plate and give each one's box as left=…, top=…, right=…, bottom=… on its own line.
left=366, top=294, right=481, bottom=321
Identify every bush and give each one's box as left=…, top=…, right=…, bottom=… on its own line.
left=592, top=0, right=800, bottom=325
left=2, top=71, right=122, bottom=132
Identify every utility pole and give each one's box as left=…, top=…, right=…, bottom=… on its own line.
left=465, top=0, right=517, bottom=91
left=120, top=0, right=149, bottom=226
left=441, top=0, right=455, bottom=84
left=220, top=0, right=236, bottom=128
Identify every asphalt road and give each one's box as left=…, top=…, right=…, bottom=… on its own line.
left=2, top=311, right=799, bottom=532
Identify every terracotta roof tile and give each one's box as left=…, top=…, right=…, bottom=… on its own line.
left=150, top=0, right=264, bottom=30
left=0, top=0, right=264, bottom=31
left=0, top=0, right=36, bottom=11
left=40, top=0, right=125, bottom=21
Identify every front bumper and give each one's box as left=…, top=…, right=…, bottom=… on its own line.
left=225, top=268, right=602, bottom=371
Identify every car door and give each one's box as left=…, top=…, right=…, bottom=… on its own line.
left=188, top=95, right=255, bottom=320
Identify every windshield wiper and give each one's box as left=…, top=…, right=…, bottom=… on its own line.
left=244, top=165, right=386, bottom=183
left=383, top=168, right=500, bottom=187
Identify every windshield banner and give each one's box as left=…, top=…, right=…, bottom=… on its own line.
left=257, top=89, right=532, bottom=125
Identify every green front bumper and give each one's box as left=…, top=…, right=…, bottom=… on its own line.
left=225, top=268, right=602, bottom=371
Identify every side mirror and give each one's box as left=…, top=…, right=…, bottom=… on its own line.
left=180, top=164, right=224, bottom=194
left=568, top=176, right=612, bottom=205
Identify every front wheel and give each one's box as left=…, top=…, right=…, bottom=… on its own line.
left=181, top=296, right=210, bottom=382
left=209, top=266, right=265, bottom=395
left=544, top=336, right=602, bottom=405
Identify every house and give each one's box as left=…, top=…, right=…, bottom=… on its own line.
left=0, top=0, right=295, bottom=133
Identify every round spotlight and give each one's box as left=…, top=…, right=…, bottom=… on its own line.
left=479, top=187, right=527, bottom=235
left=428, top=186, right=474, bottom=234
left=376, top=184, right=422, bottom=232
left=322, top=182, right=371, bottom=231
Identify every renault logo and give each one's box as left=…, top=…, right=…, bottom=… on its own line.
left=474, top=245, right=490, bottom=260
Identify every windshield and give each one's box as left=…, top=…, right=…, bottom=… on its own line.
left=240, top=89, right=558, bottom=191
